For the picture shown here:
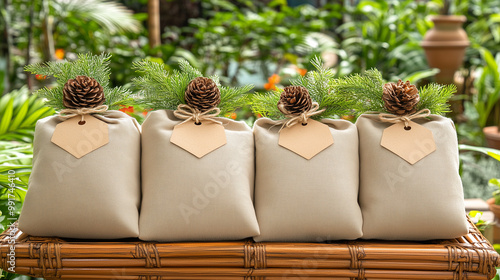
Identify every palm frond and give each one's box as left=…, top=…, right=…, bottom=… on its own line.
left=54, top=0, right=141, bottom=33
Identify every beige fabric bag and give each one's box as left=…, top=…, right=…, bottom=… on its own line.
left=253, top=118, right=363, bottom=242
left=139, top=110, right=259, bottom=242
left=18, top=111, right=141, bottom=239
left=356, top=114, right=468, bottom=240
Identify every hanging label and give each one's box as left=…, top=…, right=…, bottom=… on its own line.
left=51, top=115, right=109, bottom=159
left=170, top=120, right=226, bottom=158
left=279, top=119, right=333, bottom=160
left=380, top=120, right=436, bottom=165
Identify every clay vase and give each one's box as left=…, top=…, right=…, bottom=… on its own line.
left=487, top=198, right=500, bottom=220
left=484, top=126, right=500, bottom=149
left=421, top=15, right=470, bottom=84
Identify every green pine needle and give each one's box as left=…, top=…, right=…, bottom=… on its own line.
left=24, top=53, right=131, bottom=111
left=330, top=69, right=385, bottom=114
left=133, top=59, right=253, bottom=116
left=251, top=57, right=356, bottom=120
left=331, top=69, right=456, bottom=116
left=416, top=83, right=456, bottom=115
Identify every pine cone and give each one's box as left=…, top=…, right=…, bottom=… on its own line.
left=382, top=80, right=420, bottom=115
left=184, top=77, right=221, bottom=111
left=278, top=86, right=312, bottom=115
left=63, top=76, right=105, bottom=109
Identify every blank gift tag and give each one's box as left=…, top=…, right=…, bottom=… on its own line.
left=279, top=119, right=333, bottom=160
left=170, top=121, right=226, bottom=158
left=51, top=115, right=109, bottom=159
left=381, top=120, right=436, bottom=165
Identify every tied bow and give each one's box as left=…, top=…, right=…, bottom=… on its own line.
left=173, top=104, right=222, bottom=125
left=279, top=102, right=325, bottom=130
left=58, top=105, right=109, bottom=122
left=378, top=109, right=431, bottom=128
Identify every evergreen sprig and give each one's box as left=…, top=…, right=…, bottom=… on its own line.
left=331, top=70, right=456, bottom=116
left=330, top=69, right=385, bottom=114
left=24, top=53, right=132, bottom=111
left=252, top=57, right=356, bottom=120
left=132, top=59, right=253, bottom=115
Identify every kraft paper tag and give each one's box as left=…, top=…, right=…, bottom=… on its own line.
left=51, top=115, right=109, bottom=159
left=279, top=119, right=333, bottom=160
left=380, top=121, right=436, bottom=165
left=170, top=121, right=226, bottom=158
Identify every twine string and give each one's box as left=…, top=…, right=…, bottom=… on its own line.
left=58, top=105, right=109, bottom=122
left=278, top=102, right=325, bottom=130
left=378, top=109, right=431, bottom=128
left=173, top=104, right=222, bottom=125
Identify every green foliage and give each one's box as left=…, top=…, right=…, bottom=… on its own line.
left=171, top=2, right=342, bottom=85
left=25, top=53, right=132, bottom=111
left=472, top=48, right=500, bottom=128
left=415, top=83, right=456, bottom=115
left=252, top=57, right=355, bottom=120
left=133, top=59, right=253, bottom=115
left=331, top=69, right=455, bottom=115
left=0, top=87, right=54, bottom=142
left=330, top=69, right=385, bottom=114
left=337, top=0, right=441, bottom=81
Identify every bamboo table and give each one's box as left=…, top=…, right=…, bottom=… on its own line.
left=0, top=218, right=499, bottom=280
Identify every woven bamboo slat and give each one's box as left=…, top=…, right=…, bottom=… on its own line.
left=0, top=217, right=498, bottom=280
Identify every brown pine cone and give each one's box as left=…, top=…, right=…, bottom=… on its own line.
left=184, top=77, right=221, bottom=111
left=63, top=76, right=105, bottom=109
left=278, top=86, right=312, bottom=115
left=382, top=80, right=420, bottom=115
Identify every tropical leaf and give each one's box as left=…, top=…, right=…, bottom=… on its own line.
left=0, top=87, right=55, bottom=142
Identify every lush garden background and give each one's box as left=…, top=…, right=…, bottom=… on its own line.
left=1, top=0, right=500, bottom=278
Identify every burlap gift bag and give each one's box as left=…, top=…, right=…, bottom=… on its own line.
left=139, top=110, right=260, bottom=241
left=253, top=117, right=363, bottom=242
left=20, top=55, right=141, bottom=239
left=355, top=80, right=468, bottom=240
left=251, top=78, right=363, bottom=242
left=18, top=110, right=141, bottom=239
left=133, top=63, right=259, bottom=241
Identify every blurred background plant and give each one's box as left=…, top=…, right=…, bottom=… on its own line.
left=1, top=0, right=500, bottom=278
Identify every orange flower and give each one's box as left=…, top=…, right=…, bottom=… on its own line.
left=119, top=106, right=134, bottom=114
left=230, top=112, right=237, bottom=120
left=341, top=115, right=355, bottom=121
left=264, top=82, right=276, bottom=91
left=256, top=113, right=263, bottom=118
left=35, top=74, right=47, bottom=80
left=55, top=49, right=65, bottom=60
left=268, top=74, right=280, bottom=84
left=297, top=68, right=307, bottom=76
left=142, top=109, right=152, bottom=116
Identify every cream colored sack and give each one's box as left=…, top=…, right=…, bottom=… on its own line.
left=139, top=110, right=259, bottom=242
left=253, top=118, right=363, bottom=242
left=19, top=111, right=141, bottom=239
left=356, top=114, right=468, bottom=240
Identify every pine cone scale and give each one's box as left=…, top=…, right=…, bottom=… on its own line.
left=382, top=80, right=420, bottom=115
left=278, top=86, right=312, bottom=115
left=185, top=77, right=221, bottom=111
left=63, top=75, right=105, bottom=109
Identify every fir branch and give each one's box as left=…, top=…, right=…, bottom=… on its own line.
left=25, top=53, right=131, bottom=111
left=251, top=91, right=283, bottom=120
left=416, top=83, right=456, bottom=115
left=133, top=59, right=253, bottom=115
left=331, top=69, right=456, bottom=116
left=251, top=57, right=355, bottom=120
left=330, top=69, right=385, bottom=114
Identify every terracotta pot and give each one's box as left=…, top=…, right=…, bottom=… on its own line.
left=484, top=126, right=500, bottom=149
left=487, top=198, right=500, bottom=220
left=421, top=15, right=470, bottom=84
